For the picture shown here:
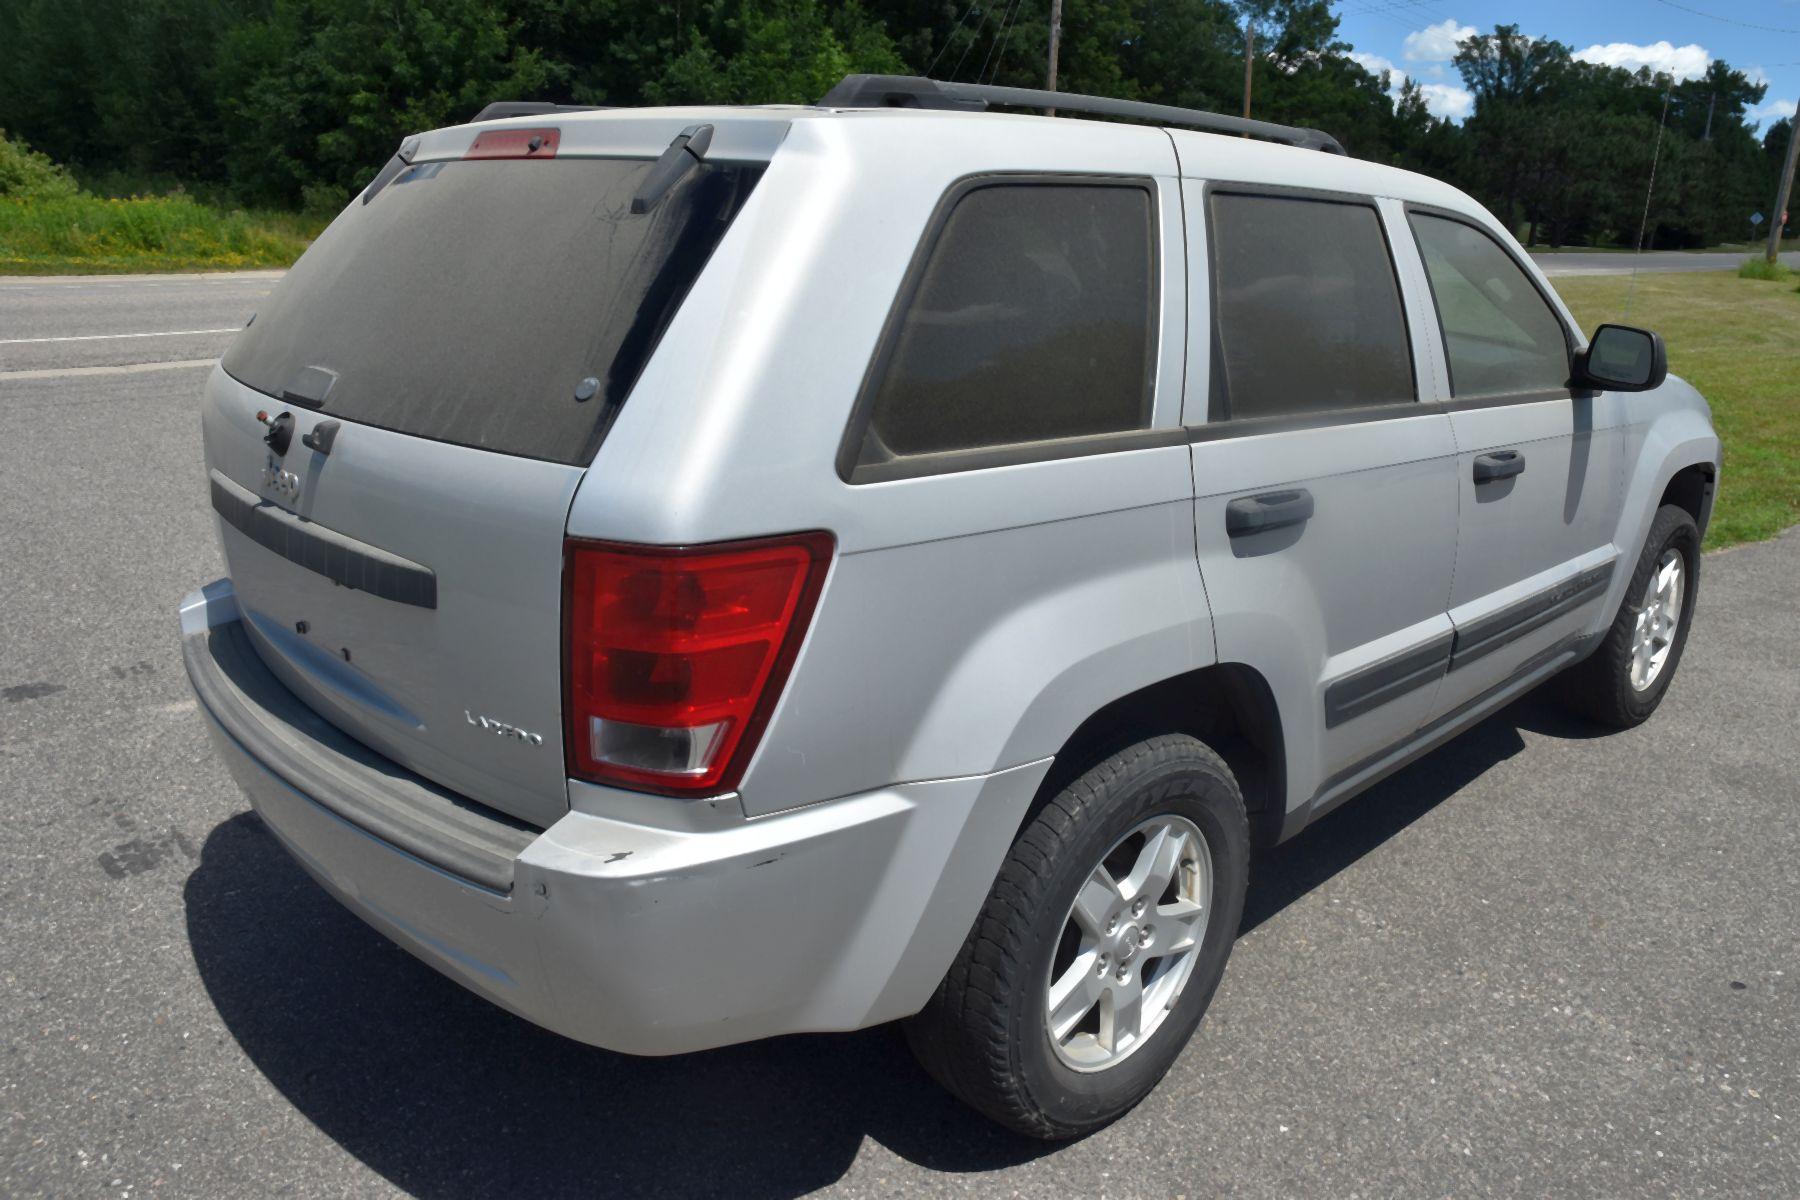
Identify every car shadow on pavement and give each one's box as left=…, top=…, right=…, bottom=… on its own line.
left=184, top=813, right=1059, bottom=1199
left=1240, top=695, right=1590, bottom=933
left=184, top=694, right=1586, bottom=1198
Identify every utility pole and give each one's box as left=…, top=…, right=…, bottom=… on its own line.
left=1769, top=114, right=1800, bottom=264
left=1045, top=0, right=1063, bottom=117
left=1241, top=24, right=1255, bottom=125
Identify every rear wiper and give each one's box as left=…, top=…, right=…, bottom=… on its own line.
left=630, top=124, right=714, bottom=215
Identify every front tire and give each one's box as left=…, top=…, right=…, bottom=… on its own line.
left=905, top=735, right=1249, bottom=1139
left=1560, top=503, right=1700, bottom=728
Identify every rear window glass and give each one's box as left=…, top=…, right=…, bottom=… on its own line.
left=222, top=156, right=762, bottom=465
left=852, top=181, right=1156, bottom=475
left=1208, top=192, right=1414, bottom=420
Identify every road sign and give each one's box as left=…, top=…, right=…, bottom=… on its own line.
left=1752, top=211, right=1765, bottom=226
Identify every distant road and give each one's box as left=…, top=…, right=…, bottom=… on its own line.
left=0, top=271, right=277, bottom=375
left=1532, top=249, right=1800, bottom=276
left=2, top=250, right=1794, bottom=369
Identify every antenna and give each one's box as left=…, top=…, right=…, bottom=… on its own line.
left=1624, top=77, right=1675, bottom=320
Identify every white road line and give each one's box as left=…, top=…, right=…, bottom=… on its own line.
left=0, top=327, right=240, bottom=345
left=0, top=269, right=284, bottom=288
left=0, top=358, right=217, bottom=382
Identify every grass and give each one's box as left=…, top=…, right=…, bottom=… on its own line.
left=1528, top=240, right=1799, bottom=254
left=1737, top=256, right=1795, bottom=282
left=0, top=192, right=326, bottom=274
left=1555, top=270, right=1800, bottom=549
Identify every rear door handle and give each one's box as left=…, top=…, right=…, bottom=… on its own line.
left=1226, top=488, right=1314, bottom=537
left=1473, top=449, right=1526, bottom=483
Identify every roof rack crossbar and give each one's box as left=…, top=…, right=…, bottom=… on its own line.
left=815, top=75, right=1345, bottom=155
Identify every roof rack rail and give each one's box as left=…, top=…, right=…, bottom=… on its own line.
left=471, top=101, right=608, bottom=123
left=815, top=74, right=1345, bottom=155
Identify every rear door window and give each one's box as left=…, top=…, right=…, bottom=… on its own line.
left=222, top=156, right=762, bottom=465
left=1208, top=191, right=1414, bottom=421
left=1407, top=212, right=1571, bottom=398
left=848, top=179, right=1157, bottom=478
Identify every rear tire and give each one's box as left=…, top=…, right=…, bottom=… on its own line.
left=1558, top=503, right=1700, bottom=729
left=905, top=734, right=1249, bottom=1139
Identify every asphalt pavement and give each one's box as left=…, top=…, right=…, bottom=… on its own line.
left=0, top=272, right=279, bottom=374
left=2, top=272, right=1797, bottom=1198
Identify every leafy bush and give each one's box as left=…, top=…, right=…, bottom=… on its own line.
left=0, top=130, right=79, bottom=199
left=300, top=181, right=349, bottom=218
left=1739, top=257, right=1795, bottom=282
left=0, top=124, right=324, bottom=271
left=0, top=192, right=325, bottom=272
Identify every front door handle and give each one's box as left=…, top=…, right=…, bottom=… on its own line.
left=1226, top=488, right=1314, bottom=537
left=1473, top=449, right=1526, bottom=483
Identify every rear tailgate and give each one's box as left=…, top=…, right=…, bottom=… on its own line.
left=201, top=372, right=581, bottom=828
left=202, top=117, right=774, bottom=827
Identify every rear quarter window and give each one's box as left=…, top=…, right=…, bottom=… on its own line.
left=222, top=156, right=761, bottom=465
left=846, top=179, right=1157, bottom=480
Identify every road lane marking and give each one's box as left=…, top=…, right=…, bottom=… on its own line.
left=0, top=358, right=217, bottom=382
left=0, top=269, right=284, bottom=288
left=0, top=327, right=240, bottom=345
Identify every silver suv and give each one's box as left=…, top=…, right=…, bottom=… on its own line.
left=180, top=76, right=1721, bottom=1138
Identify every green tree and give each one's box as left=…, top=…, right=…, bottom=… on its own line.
left=649, top=0, right=905, bottom=105
left=0, top=0, right=1785, bottom=246
left=215, top=0, right=553, bottom=205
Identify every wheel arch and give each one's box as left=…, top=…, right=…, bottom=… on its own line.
left=1603, top=390, right=1720, bottom=627
left=1020, top=662, right=1289, bottom=849
left=1659, top=460, right=1717, bottom=538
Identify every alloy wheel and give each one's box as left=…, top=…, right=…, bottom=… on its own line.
left=1044, top=815, right=1212, bottom=1072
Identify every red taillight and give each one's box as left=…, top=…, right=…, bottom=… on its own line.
left=463, top=127, right=561, bottom=159
left=563, top=532, right=834, bottom=796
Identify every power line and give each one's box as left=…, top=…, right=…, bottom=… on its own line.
left=975, top=0, right=1013, bottom=84
left=1335, top=5, right=1437, bottom=33
left=1338, top=0, right=1454, bottom=19
left=951, top=3, right=996, bottom=82
left=1333, top=0, right=1460, bottom=31
left=981, top=0, right=1023, bottom=85
left=925, top=1, right=982, bottom=78
left=1646, top=0, right=1800, bottom=35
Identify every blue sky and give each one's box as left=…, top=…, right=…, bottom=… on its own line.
left=1332, top=0, right=1800, bottom=128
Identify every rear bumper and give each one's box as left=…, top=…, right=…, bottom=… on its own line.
left=181, top=579, right=1048, bottom=1055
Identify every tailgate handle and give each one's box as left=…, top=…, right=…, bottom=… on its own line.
left=1226, top=488, right=1314, bottom=537
left=301, top=420, right=340, bottom=456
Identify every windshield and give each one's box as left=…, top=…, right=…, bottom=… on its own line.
left=222, top=155, right=762, bottom=464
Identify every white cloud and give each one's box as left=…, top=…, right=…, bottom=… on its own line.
left=1416, top=83, right=1475, bottom=121
left=1403, top=20, right=1477, bottom=63
left=1751, top=98, right=1797, bottom=124
left=1346, top=42, right=1475, bottom=122
left=1573, top=40, right=1711, bottom=81
left=1747, top=65, right=1771, bottom=88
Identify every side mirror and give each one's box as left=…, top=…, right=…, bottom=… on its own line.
left=1574, top=323, right=1667, bottom=392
